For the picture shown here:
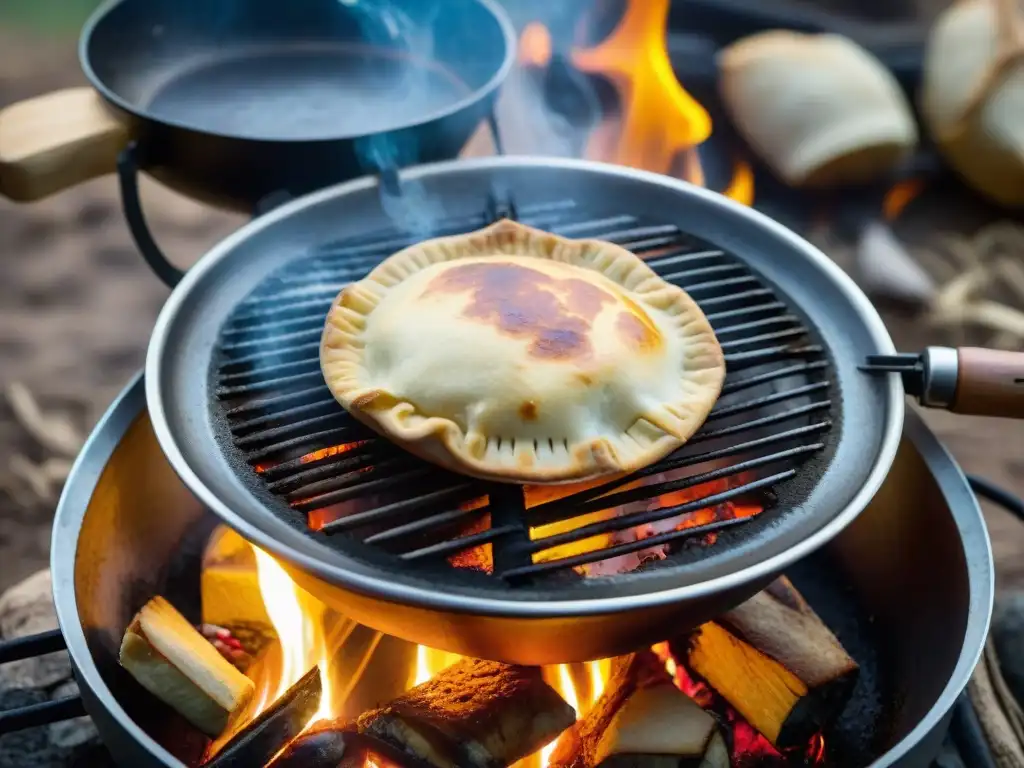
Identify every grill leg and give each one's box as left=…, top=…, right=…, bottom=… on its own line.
left=488, top=485, right=534, bottom=579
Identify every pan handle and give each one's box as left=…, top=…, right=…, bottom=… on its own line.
left=0, top=88, right=128, bottom=202
left=863, top=346, right=1024, bottom=418
left=951, top=347, right=1024, bottom=418
left=117, top=142, right=184, bottom=288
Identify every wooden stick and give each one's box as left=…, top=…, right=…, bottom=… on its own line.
left=551, top=652, right=729, bottom=768
left=678, top=576, right=858, bottom=749
left=119, top=596, right=255, bottom=737
left=203, top=666, right=322, bottom=768
left=353, top=658, right=576, bottom=768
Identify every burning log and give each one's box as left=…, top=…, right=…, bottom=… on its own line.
left=203, top=665, right=322, bottom=767
left=267, top=730, right=435, bottom=768
left=352, top=658, right=576, bottom=768
left=118, top=596, right=254, bottom=737
left=551, top=652, right=729, bottom=768
left=678, top=576, right=858, bottom=750
left=265, top=727, right=349, bottom=768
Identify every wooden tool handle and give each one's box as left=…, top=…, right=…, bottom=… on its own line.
left=0, top=87, right=128, bottom=201
left=951, top=347, right=1024, bottom=418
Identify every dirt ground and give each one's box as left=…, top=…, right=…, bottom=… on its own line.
left=0, top=24, right=1022, bottom=597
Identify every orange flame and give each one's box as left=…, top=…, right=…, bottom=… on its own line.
left=572, top=0, right=711, bottom=181
left=520, top=22, right=553, bottom=68
left=252, top=547, right=334, bottom=723
left=724, top=160, right=755, bottom=207
left=883, top=177, right=925, bottom=221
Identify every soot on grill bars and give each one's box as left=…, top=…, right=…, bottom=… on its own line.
left=115, top=525, right=875, bottom=768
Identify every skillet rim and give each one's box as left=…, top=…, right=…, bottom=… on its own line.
left=77, top=0, right=516, bottom=143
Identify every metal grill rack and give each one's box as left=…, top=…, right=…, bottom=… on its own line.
left=213, top=198, right=835, bottom=583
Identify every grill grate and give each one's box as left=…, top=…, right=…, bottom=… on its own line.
left=212, top=199, right=835, bottom=583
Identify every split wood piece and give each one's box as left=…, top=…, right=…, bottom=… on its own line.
left=551, top=651, right=729, bottom=768
left=201, top=527, right=271, bottom=630
left=201, top=527, right=274, bottom=663
left=353, top=658, right=576, bottom=768
left=118, top=596, right=255, bottom=738
left=681, top=576, right=858, bottom=750
left=203, top=666, right=322, bottom=768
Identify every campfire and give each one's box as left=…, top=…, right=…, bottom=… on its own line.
left=516, top=0, right=754, bottom=204
left=118, top=5, right=860, bottom=767
left=117, top=525, right=854, bottom=768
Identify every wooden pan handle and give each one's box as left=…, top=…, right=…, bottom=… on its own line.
left=0, top=87, right=128, bottom=202
left=951, top=347, right=1024, bottom=418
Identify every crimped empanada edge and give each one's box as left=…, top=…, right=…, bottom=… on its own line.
left=320, top=219, right=726, bottom=483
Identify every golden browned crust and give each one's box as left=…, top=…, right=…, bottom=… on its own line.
left=321, top=219, right=725, bottom=484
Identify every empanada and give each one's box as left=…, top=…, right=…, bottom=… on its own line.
left=320, top=220, right=725, bottom=484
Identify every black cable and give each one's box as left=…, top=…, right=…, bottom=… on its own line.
left=968, top=474, right=1024, bottom=524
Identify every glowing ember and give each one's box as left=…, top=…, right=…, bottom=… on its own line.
left=883, top=177, right=926, bottom=221
left=523, top=474, right=763, bottom=577
left=447, top=498, right=494, bottom=572
left=572, top=0, right=711, bottom=180
left=299, top=442, right=366, bottom=464
left=807, top=732, right=828, bottom=764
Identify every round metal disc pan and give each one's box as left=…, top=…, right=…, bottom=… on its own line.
left=145, top=157, right=904, bottom=615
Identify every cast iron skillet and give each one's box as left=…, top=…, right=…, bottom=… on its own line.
left=0, top=0, right=514, bottom=213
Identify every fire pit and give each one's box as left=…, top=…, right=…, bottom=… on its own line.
left=32, top=376, right=991, bottom=768
left=0, top=1, right=1016, bottom=766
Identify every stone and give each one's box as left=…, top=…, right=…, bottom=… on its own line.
left=47, top=680, right=97, bottom=750
left=0, top=570, right=71, bottom=691
left=0, top=571, right=115, bottom=766
left=993, top=592, right=1024, bottom=707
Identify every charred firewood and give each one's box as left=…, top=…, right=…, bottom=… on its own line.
left=551, top=652, right=729, bottom=768
left=352, top=658, right=576, bottom=768
left=267, top=730, right=437, bottom=768
left=264, top=726, right=349, bottom=768
left=677, top=576, right=859, bottom=750
left=203, top=666, right=321, bottom=767
left=118, top=596, right=254, bottom=737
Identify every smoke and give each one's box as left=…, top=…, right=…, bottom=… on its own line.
left=338, top=0, right=453, bottom=237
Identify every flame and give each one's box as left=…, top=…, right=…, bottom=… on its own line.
left=883, top=177, right=926, bottom=221
left=537, top=665, right=580, bottom=768
left=724, top=160, right=755, bottom=207
left=520, top=22, right=553, bottom=68
left=808, top=732, right=827, bottom=764
left=413, top=644, right=462, bottom=686
left=252, top=547, right=334, bottom=723
left=572, top=0, right=710, bottom=182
